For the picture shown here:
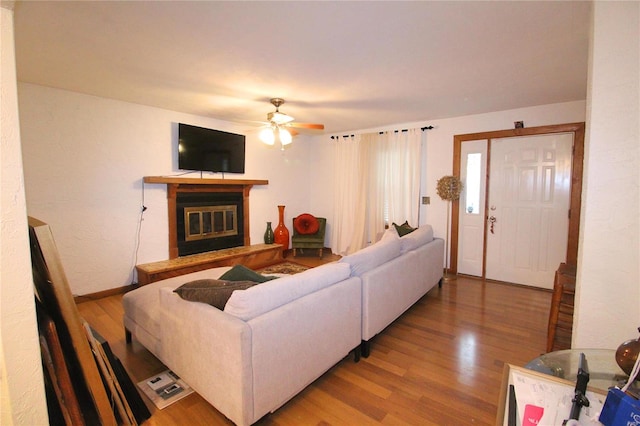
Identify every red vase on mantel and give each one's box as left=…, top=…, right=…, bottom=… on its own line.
left=273, top=205, right=290, bottom=254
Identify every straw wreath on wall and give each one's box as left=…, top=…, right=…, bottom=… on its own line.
left=436, top=175, right=464, bottom=202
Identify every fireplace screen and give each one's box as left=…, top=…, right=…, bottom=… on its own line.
left=184, top=205, right=237, bottom=242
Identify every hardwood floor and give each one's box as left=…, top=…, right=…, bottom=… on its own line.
left=77, top=256, right=551, bottom=425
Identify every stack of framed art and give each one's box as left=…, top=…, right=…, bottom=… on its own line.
left=29, top=217, right=150, bottom=425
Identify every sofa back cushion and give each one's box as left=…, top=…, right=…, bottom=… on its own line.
left=224, top=262, right=351, bottom=321
left=339, top=238, right=402, bottom=276
left=399, top=224, right=434, bottom=253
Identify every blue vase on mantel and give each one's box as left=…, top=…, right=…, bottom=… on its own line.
left=264, top=222, right=274, bottom=244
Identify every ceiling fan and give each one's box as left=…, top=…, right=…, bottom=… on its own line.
left=259, top=98, right=324, bottom=149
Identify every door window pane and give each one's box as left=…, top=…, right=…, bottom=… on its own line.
left=465, top=153, right=482, bottom=215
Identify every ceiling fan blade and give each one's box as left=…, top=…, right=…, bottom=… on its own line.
left=288, top=122, right=325, bottom=130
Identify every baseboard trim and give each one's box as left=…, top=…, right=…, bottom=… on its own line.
left=75, top=284, right=137, bottom=304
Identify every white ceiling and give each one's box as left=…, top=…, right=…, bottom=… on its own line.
left=13, top=1, right=591, bottom=134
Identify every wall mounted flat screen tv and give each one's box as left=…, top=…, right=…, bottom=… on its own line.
left=178, top=123, right=246, bottom=174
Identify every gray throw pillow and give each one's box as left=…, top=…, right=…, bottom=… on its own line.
left=174, top=279, right=258, bottom=310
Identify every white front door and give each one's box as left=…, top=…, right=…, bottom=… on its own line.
left=485, top=133, right=573, bottom=288
left=457, top=140, right=488, bottom=277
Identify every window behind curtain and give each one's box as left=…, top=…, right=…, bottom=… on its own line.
left=331, top=129, right=423, bottom=255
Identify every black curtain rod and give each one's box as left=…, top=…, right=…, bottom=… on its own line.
left=379, top=126, right=434, bottom=134
left=330, top=126, right=433, bottom=140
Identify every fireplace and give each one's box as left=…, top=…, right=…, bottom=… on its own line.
left=176, top=192, right=244, bottom=256
left=142, top=176, right=269, bottom=259
left=183, top=205, right=238, bottom=242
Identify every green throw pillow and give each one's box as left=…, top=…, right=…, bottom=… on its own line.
left=174, top=279, right=258, bottom=310
left=218, top=264, right=277, bottom=283
left=393, top=221, right=416, bottom=237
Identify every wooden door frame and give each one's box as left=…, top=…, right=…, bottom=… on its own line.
left=450, top=122, right=585, bottom=276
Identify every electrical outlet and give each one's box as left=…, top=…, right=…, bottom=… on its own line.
left=422, top=196, right=430, bottom=205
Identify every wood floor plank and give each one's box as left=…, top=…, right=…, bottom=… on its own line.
left=315, top=373, right=388, bottom=421
left=76, top=275, right=551, bottom=425
left=300, top=385, right=382, bottom=425
left=333, top=368, right=393, bottom=400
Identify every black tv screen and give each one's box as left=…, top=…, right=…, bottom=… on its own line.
left=178, top=123, right=245, bottom=174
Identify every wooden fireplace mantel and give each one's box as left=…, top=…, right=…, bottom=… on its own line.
left=143, top=176, right=269, bottom=187
left=143, top=176, right=268, bottom=259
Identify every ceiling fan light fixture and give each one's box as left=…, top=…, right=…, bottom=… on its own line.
left=259, top=98, right=323, bottom=150
left=259, top=127, right=275, bottom=145
left=279, top=128, right=293, bottom=145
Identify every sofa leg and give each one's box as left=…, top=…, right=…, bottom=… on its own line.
left=293, top=248, right=297, bottom=257
left=125, top=328, right=132, bottom=344
left=353, top=346, right=361, bottom=363
left=438, top=277, right=443, bottom=288
left=318, top=248, right=323, bottom=258
left=361, top=340, right=371, bottom=358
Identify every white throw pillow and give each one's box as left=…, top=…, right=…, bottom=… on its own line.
left=380, top=227, right=400, bottom=242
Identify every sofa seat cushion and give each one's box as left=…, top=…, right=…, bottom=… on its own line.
left=339, top=238, right=402, bottom=276
left=400, top=224, right=434, bottom=253
left=224, top=262, right=351, bottom=321
left=174, top=279, right=259, bottom=309
left=123, top=266, right=231, bottom=340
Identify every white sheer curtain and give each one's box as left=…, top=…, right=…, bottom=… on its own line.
left=331, top=129, right=423, bottom=255
left=378, top=129, right=422, bottom=228
left=330, top=135, right=366, bottom=255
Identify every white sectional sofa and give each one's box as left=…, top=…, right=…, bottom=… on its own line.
left=122, top=224, right=443, bottom=425
left=339, top=225, right=444, bottom=356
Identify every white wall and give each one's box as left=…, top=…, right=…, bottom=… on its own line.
left=19, top=83, right=315, bottom=295
left=574, top=1, right=640, bottom=348
left=19, top=81, right=587, bottom=297
left=0, top=4, right=49, bottom=424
